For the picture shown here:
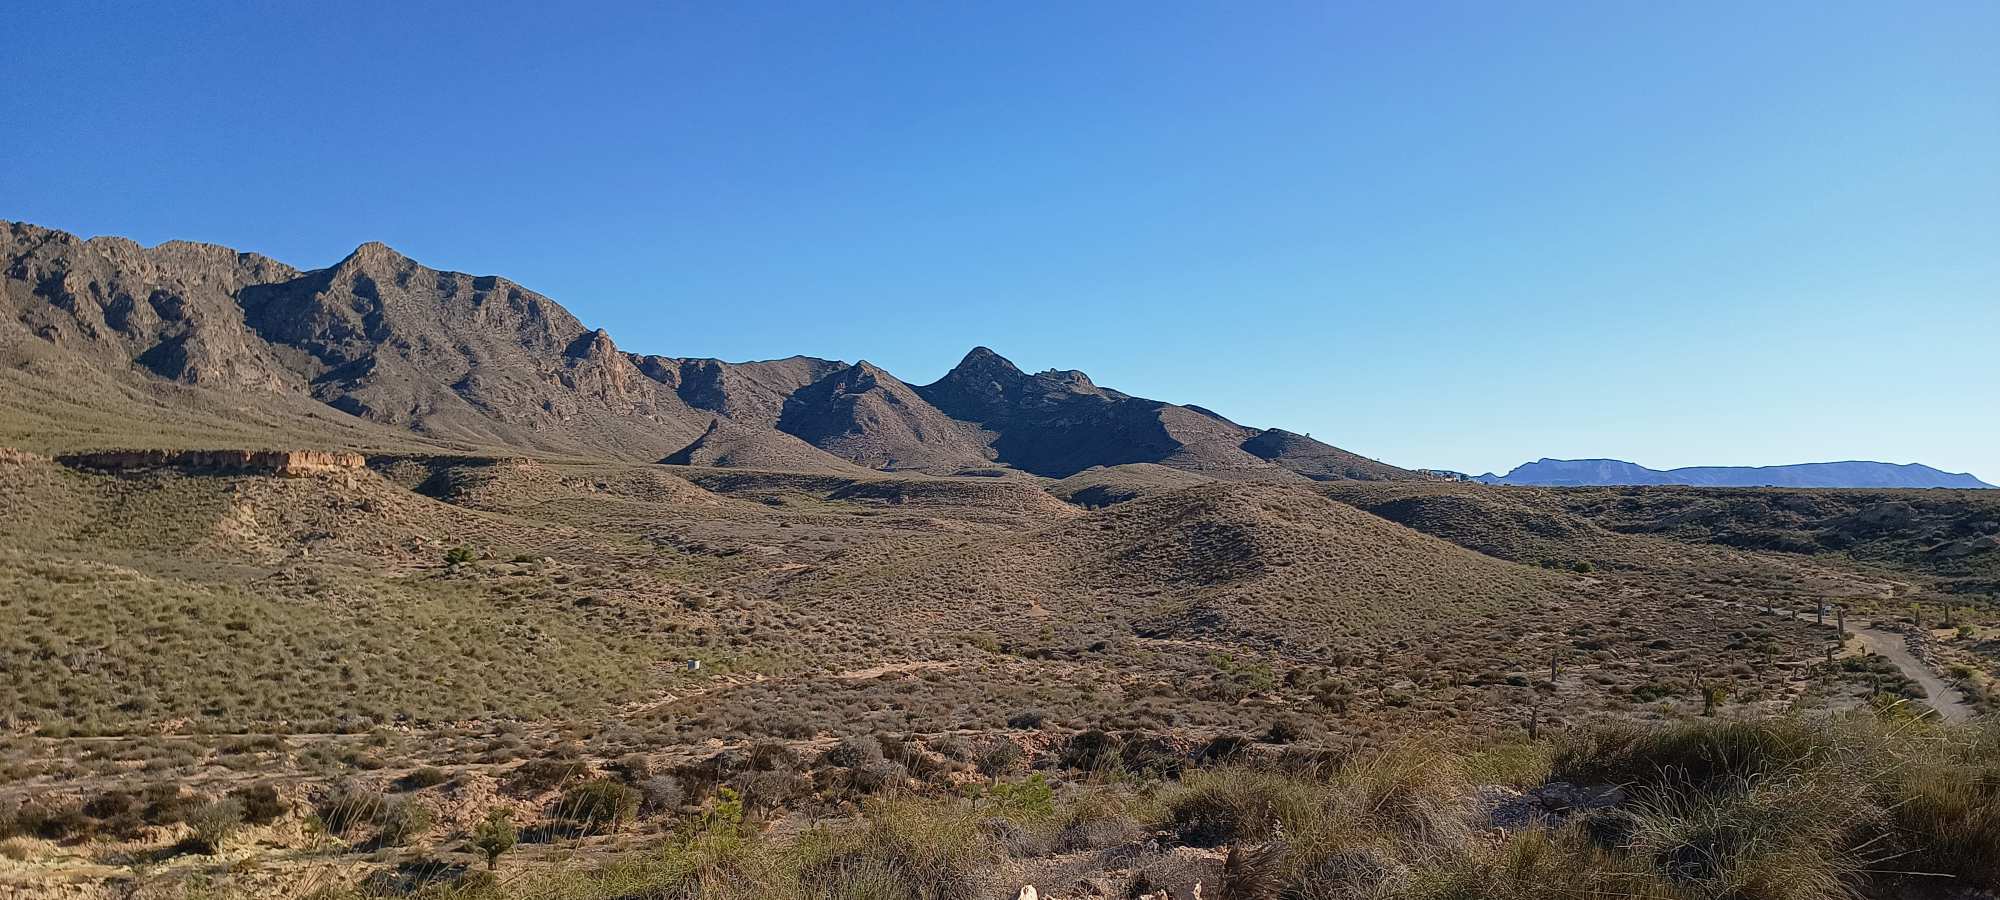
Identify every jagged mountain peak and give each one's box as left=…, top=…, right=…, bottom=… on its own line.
left=920, top=346, right=1117, bottom=425
left=952, top=345, right=1026, bottom=377
left=819, top=360, right=902, bottom=394
left=338, top=240, right=416, bottom=269
left=4, top=219, right=1422, bottom=482
left=778, top=356, right=995, bottom=472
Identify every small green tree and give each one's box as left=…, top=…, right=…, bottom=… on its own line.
left=444, top=545, right=477, bottom=569
left=471, top=807, right=517, bottom=870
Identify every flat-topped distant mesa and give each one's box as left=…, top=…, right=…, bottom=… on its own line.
left=53, top=448, right=367, bottom=476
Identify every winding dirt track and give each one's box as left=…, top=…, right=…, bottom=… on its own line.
left=1717, top=597, right=1973, bottom=723
left=1846, top=621, right=1973, bottom=722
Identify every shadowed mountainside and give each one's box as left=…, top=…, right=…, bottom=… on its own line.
left=3, top=220, right=1417, bottom=482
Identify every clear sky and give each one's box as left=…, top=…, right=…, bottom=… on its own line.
left=4, top=2, right=1995, bottom=481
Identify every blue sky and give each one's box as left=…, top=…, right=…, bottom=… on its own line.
left=5, top=2, right=1996, bottom=481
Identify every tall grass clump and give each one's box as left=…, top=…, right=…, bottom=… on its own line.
left=1886, top=719, right=2000, bottom=889
left=790, top=795, right=1001, bottom=900
left=1550, top=718, right=1825, bottom=791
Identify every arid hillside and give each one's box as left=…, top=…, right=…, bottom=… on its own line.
left=1540, top=485, right=2000, bottom=595
left=3, top=221, right=1995, bottom=899
left=4, top=438, right=1995, bottom=898
left=2, top=220, right=1419, bottom=483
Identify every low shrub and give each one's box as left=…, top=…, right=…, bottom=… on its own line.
left=1161, top=769, right=1323, bottom=847
left=1551, top=719, right=1820, bottom=791
left=184, top=799, right=243, bottom=854
left=559, top=779, right=641, bottom=830
left=1059, top=729, right=1122, bottom=773
left=317, top=783, right=390, bottom=834
left=376, top=798, right=434, bottom=846
left=229, top=784, right=287, bottom=825
left=1005, top=709, right=1047, bottom=729
left=508, top=758, right=590, bottom=793
left=396, top=767, right=450, bottom=791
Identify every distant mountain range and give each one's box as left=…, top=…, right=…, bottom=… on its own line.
left=10, top=219, right=1983, bottom=492
left=0, top=219, right=1419, bottom=483
left=1468, top=458, right=1994, bottom=489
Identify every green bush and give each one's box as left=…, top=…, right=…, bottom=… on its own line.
left=560, top=779, right=641, bottom=830
left=1161, top=769, right=1323, bottom=847
left=184, top=798, right=243, bottom=854
left=376, top=798, right=433, bottom=846
left=472, top=807, right=518, bottom=870
left=983, top=774, right=1054, bottom=820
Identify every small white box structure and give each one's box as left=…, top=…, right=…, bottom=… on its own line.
left=686, top=659, right=702, bottom=672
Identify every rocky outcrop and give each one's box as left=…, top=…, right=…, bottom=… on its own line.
left=55, top=449, right=366, bottom=476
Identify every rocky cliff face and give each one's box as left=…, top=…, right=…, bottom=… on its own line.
left=231, top=242, right=715, bottom=456
left=4, top=219, right=1419, bottom=481
left=4, top=222, right=718, bottom=459
left=56, top=448, right=366, bottom=476
left=1, top=222, right=303, bottom=391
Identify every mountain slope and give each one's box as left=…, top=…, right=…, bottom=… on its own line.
left=236, top=242, right=714, bottom=457
left=5, top=220, right=1416, bottom=481
left=777, top=361, right=998, bottom=472
left=915, top=347, right=1419, bottom=481
left=2, top=221, right=717, bottom=458
left=1478, top=457, right=1993, bottom=489
left=660, top=418, right=874, bottom=475
left=632, top=354, right=848, bottom=429
left=1240, top=427, right=1414, bottom=481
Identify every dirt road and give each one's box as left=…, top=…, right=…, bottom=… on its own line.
left=1846, top=620, right=1974, bottom=722
left=1719, top=598, right=1972, bottom=723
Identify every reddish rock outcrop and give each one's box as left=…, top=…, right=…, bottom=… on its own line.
left=55, top=449, right=366, bottom=476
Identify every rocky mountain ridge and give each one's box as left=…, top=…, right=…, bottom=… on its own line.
left=2, top=219, right=1418, bottom=482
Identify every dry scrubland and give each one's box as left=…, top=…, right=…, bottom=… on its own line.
left=1, top=452, right=1996, bottom=899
